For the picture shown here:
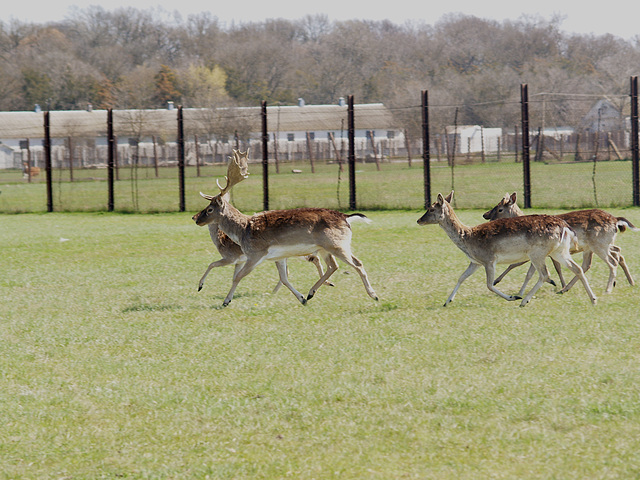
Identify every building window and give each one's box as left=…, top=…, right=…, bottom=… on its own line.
left=287, top=133, right=295, bottom=142
left=387, top=130, right=395, bottom=139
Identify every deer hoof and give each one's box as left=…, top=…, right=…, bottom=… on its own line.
left=307, top=293, right=315, bottom=301
left=301, top=297, right=308, bottom=305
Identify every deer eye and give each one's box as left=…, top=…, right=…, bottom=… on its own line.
left=207, top=207, right=214, bottom=214
left=498, top=208, right=503, bottom=213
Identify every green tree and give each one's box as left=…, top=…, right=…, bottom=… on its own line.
left=22, top=67, right=53, bottom=108
left=154, top=64, right=181, bottom=107
left=179, top=63, right=229, bottom=107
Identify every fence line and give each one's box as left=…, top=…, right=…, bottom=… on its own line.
left=1, top=79, right=639, bottom=213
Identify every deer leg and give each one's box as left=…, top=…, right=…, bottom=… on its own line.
left=610, top=246, right=634, bottom=286
left=307, top=254, right=339, bottom=301
left=345, top=254, right=378, bottom=301
left=493, top=261, right=528, bottom=286
left=271, top=262, right=287, bottom=294
left=445, top=262, right=480, bottom=305
left=275, top=260, right=307, bottom=305
left=603, top=248, right=619, bottom=293
left=516, top=264, right=537, bottom=297
left=559, top=250, right=594, bottom=294
left=327, top=247, right=378, bottom=301
left=198, top=258, right=236, bottom=291
left=484, top=262, right=522, bottom=303
left=617, top=253, right=634, bottom=286
left=222, top=257, right=263, bottom=307
left=519, top=257, right=550, bottom=307
left=551, top=258, right=566, bottom=288
left=553, top=253, right=597, bottom=305
left=308, top=254, right=334, bottom=287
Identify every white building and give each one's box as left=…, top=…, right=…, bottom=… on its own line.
left=446, top=125, right=503, bottom=153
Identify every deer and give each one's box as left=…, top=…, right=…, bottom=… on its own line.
left=22, top=162, right=40, bottom=178
left=196, top=152, right=332, bottom=295
left=417, top=191, right=597, bottom=307
left=192, top=150, right=378, bottom=307
left=483, top=192, right=637, bottom=294
left=196, top=197, right=333, bottom=295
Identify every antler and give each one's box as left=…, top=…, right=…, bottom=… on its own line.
left=216, top=149, right=250, bottom=196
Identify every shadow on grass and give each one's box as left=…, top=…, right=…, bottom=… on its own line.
left=122, top=303, right=183, bottom=313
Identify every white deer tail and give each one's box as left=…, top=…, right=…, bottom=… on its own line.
left=346, top=213, right=372, bottom=225
left=617, top=218, right=639, bottom=233
left=561, top=226, right=579, bottom=252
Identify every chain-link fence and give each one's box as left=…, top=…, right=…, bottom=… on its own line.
left=1, top=81, right=638, bottom=214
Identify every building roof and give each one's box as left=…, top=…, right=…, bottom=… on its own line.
left=0, top=103, right=395, bottom=140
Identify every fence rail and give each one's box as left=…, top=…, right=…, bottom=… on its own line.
left=1, top=80, right=639, bottom=213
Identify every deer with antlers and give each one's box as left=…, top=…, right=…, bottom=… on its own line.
left=192, top=150, right=378, bottom=306
left=197, top=152, right=332, bottom=295
left=483, top=192, right=637, bottom=294
left=417, top=191, right=597, bottom=306
left=197, top=199, right=332, bottom=294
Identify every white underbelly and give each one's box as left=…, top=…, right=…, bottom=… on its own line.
left=266, top=244, right=320, bottom=260
left=494, top=251, right=531, bottom=264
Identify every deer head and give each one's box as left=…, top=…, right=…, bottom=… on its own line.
left=482, top=192, right=519, bottom=221
left=194, top=149, right=250, bottom=227
left=417, top=191, right=454, bottom=225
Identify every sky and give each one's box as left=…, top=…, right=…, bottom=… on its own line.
left=2, top=0, right=638, bottom=41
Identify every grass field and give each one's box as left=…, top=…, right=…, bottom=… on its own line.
left=0, top=157, right=635, bottom=213
left=2, top=208, right=640, bottom=478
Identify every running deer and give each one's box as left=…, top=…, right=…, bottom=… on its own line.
left=192, top=151, right=378, bottom=306
left=417, top=191, right=597, bottom=306
left=197, top=152, right=331, bottom=294
left=197, top=193, right=332, bottom=295
left=484, top=192, right=637, bottom=294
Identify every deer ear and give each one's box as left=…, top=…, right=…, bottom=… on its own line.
left=509, top=192, right=517, bottom=205
left=436, top=193, right=445, bottom=205
left=444, top=191, right=453, bottom=203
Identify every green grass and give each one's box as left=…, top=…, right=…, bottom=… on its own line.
left=0, top=157, right=635, bottom=213
left=2, top=209, right=640, bottom=478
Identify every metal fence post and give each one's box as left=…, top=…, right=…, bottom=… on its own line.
left=44, top=111, right=53, bottom=212
left=520, top=84, right=532, bottom=209
left=421, top=90, right=431, bottom=208
left=177, top=105, right=186, bottom=212
left=107, top=109, right=114, bottom=211
left=348, top=95, right=356, bottom=211
left=631, top=76, right=639, bottom=206
left=262, top=100, right=269, bottom=211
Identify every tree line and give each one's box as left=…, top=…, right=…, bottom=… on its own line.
left=1, top=8, right=639, bottom=133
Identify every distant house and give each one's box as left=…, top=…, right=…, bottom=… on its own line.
left=581, top=99, right=625, bottom=133
left=0, top=143, right=15, bottom=169
left=0, top=101, right=402, bottom=148
left=445, top=125, right=503, bottom=153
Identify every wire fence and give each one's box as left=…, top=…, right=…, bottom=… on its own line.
left=1, top=80, right=638, bottom=214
